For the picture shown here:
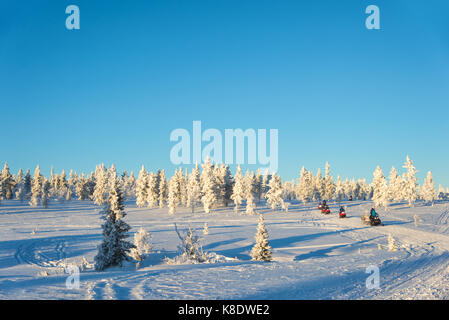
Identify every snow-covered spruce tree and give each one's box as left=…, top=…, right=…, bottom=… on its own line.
left=323, top=162, right=335, bottom=201
left=334, top=176, right=345, bottom=204
left=29, top=165, right=43, bottom=207
left=261, top=170, right=270, bottom=200
left=231, top=165, right=245, bottom=213
left=387, top=234, right=398, bottom=252
left=75, top=173, right=90, bottom=200
left=146, top=172, right=159, bottom=208
left=129, top=228, right=152, bottom=262
left=167, top=175, right=180, bottom=214
left=1, top=162, right=15, bottom=200
left=94, top=166, right=135, bottom=271
left=67, top=170, right=76, bottom=198
left=135, top=165, right=149, bottom=208
left=201, top=158, right=218, bottom=214
left=23, top=169, right=32, bottom=200
left=41, top=178, right=51, bottom=208
left=265, top=173, right=284, bottom=210
left=245, top=171, right=257, bottom=215
left=158, top=170, right=167, bottom=208
left=187, top=165, right=201, bottom=213
left=372, top=166, right=389, bottom=210
left=255, top=169, right=263, bottom=203
left=15, top=168, right=24, bottom=201
left=93, top=164, right=108, bottom=206
left=178, top=168, right=188, bottom=208
left=402, top=156, right=418, bottom=207
left=57, top=169, right=68, bottom=200
left=422, top=171, right=436, bottom=206
left=214, top=164, right=233, bottom=207
left=357, top=179, right=367, bottom=200
left=313, top=168, right=324, bottom=201
left=388, top=166, right=401, bottom=202
left=250, top=215, right=272, bottom=262
left=124, top=171, right=136, bottom=198
left=296, top=167, right=313, bottom=204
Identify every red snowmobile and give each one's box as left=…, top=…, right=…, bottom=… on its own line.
left=339, top=207, right=347, bottom=218
left=321, top=205, right=330, bottom=214
left=318, top=200, right=327, bottom=211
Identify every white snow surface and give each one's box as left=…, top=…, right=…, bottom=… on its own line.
left=1, top=199, right=449, bottom=300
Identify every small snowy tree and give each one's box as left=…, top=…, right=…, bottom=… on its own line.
left=93, top=164, right=108, bottom=206
left=422, top=171, right=436, bottom=206
left=265, top=173, right=284, bottom=210
left=200, top=158, right=218, bottom=214
left=334, top=176, right=345, bottom=204
left=29, top=165, right=43, bottom=207
left=231, top=165, right=245, bottom=213
left=129, top=228, right=152, bottom=261
left=158, top=170, right=168, bottom=208
left=203, top=222, right=209, bottom=235
left=250, top=215, right=272, bottom=262
left=388, top=234, right=398, bottom=252
left=41, top=179, right=51, bottom=208
left=245, top=171, right=257, bottom=215
left=372, top=166, right=389, bottom=210
left=174, top=224, right=208, bottom=263
left=146, top=172, right=159, bottom=208
left=187, top=165, right=201, bottom=213
left=323, top=162, right=335, bottom=201
left=135, top=165, right=149, bottom=208
left=167, top=175, right=180, bottom=215
left=94, top=166, right=135, bottom=271
left=1, top=162, right=15, bottom=200
left=402, top=156, right=418, bottom=207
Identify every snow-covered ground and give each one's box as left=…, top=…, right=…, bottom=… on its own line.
left=1, top=199, right=449, bottom=300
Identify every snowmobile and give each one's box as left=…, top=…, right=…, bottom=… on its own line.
left=339, top=207, right=347, bottom=218
left=318, top=200, right=327, bottom=210
left=321, top=205, right=331, bottom=214
left=361, top=210, right=384, bottom=226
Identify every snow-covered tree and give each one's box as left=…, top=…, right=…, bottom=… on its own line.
left=1, top=162, right=15, bottom=200
left=187, top=165, right=201, bottom=213
left=23, top=169, right=32, bottom=200
left=388, top=234, right=398, bottom=252
left=167, top=175, right=180, bottom=215
left=214, top=164, right=233, bottom=207
left=129, top=228, right=152, bottom=261
left=334, top=176, right=345, bottom=204
left=245, top=171, right=257, bottom=215
left=15, top=169, right=25, bottom=201
left=158, top=170, right=167, bottom=208
left=422, top=171, right=436, bottom=206
left=388, top=166, right=401, bottom=202
left=250, top=215, right=272, bottom=262
left=41, top=178, right=51, bottom=208
left=402, top=156, right=418, bottom=207
left=265, top=173, right=284, bottom=210
left=200, top=158, right=218, bottom=214
left=94, top=166, right=134, bottom=271
left=313, top=169, right=324, bottom=201
left=93, top=164, right=108, bottom=206
left=231, top=165, right=245, bottom=213
left=146, top=172, right=159, bottom=208
left=372, top=166, right=389, bottom=210
left=323, top=162, right=335, bottom=201
left=75, top=173, right=89, bottom=200
left=203, top=222, right=209, bottom=235
left=295, top=167, right=314, bottom=203
left=135, top=165, right=149, bottom=208
left=29, top=165, right=43, bottom=207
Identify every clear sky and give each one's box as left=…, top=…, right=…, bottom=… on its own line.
left=1, top=0, right=448, bottom=186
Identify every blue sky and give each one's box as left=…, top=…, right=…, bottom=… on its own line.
left=1, top=0, right=448, bottom=185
